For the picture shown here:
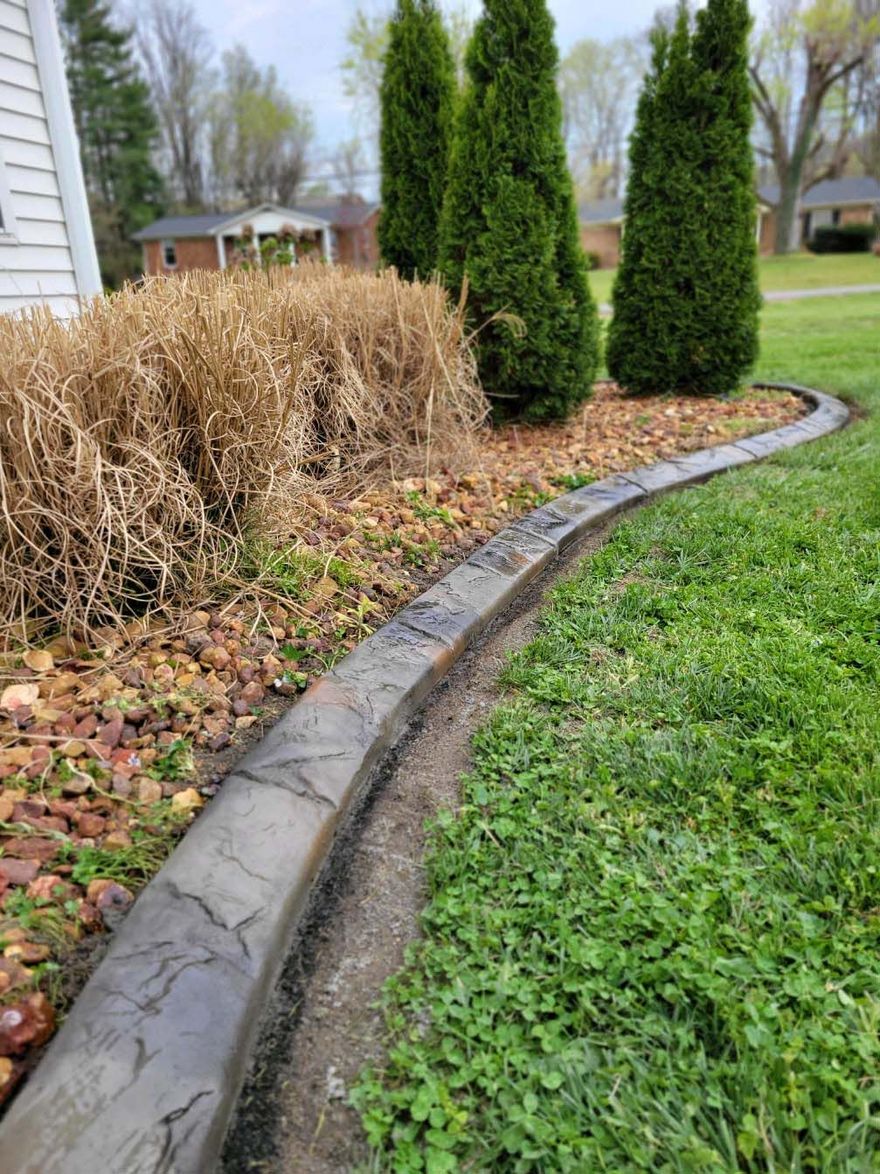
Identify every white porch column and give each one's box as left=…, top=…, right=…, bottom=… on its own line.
left=216, top=233, right=227, bottom=270
left=321, top=226, right=332, bottom=264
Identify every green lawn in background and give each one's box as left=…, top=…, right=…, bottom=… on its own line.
left=355, top=294, right=880, bottom=1171
left=589, top=251, right=880, bottom=306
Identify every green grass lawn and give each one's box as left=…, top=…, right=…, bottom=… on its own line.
left=589, top=251, right=880, bottom=306
left=354, top=294, right=880, bottom=1171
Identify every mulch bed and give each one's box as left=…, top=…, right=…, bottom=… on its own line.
left=0, top=383, right=805, bottom=1104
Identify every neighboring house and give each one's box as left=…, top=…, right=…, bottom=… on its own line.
left=0, top=0, right=101, bottom=316
left=579, top=197, right=624, bottom=270
left=295, top=196, right=381, bottom=269
left=133, top=196, right=382, bottom=276
left=580, top=176, right=880, bottom=268
left=757, top=177, right=880, bottom=253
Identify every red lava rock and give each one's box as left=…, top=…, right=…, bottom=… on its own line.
left=61, top=775, right=92, bottom=797
left=239, top=681, right=265, bottom=707
left=73, top=714, right=98, bottom=739
left=94, top=883, right=133, bottom=913
left=97, top=717, right=124, bottom=749
left=208, top=732, right=231, bottom=752
left=231, top=699, right=249, bottom=717
left=48, top=799, right=79, bottom=821
left=199, top=645, right=231, bottom=672
left=238, top=664, right=255, bottom=685
left=110, top=749, right=139, bottom=770
left=0, top=993, right=55, bottom=1055
left=122, top=666, right=144, bottom=688
left=0, top=838, right=58, bottom=863
left=27, top=816, right=69, bottom=835
left=0, top=859, right=40, bottom=887
left=25, top=874, right=65, bottom=901
left=111, top=775, right=133, bottom=798
left=134, top=778, right=163, bottom=804
left=123, top=706, right=150, bottom=724
left=11, top=800, right=47, bottom=821
left=76, top=812, right=106, bottom=838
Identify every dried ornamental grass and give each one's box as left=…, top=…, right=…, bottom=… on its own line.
left=0, top=266, right=486, bottom=643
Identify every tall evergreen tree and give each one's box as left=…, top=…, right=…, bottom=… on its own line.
left=438, top=0, right=599, bottom=422
left=608, top=1, right=760, bottom=396
left=59, top=0, right=164, bottom=288
left=379, top=0, right=455, bottom=279
left=691, top=0, right=761, bottom=391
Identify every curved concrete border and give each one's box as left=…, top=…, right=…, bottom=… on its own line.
left=0, top=384, right=849, bottom=1174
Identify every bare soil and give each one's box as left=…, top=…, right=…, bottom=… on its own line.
left=221, top=519, right=618, bottom=1173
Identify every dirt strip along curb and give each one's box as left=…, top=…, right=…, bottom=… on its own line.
left=0, top=385, right=849, bottom=1174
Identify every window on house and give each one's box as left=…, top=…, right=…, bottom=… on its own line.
left=832, top=209, right=842, bottom=227
left=162, top=240, right=177, bottom=268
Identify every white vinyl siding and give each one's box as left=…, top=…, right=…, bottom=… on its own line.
left=0, top=0, right=99, bottom=316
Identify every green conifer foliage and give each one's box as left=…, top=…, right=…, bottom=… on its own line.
left=379, top=0, right=455, bottom=279
left=438, top=0, right=599, bottom=422
left=608, top=1, right=760, bottom=396
left=59, top=0, right=164, bottom=288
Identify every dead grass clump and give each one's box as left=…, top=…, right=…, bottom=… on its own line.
left=0, top=266, right=486, bottom=643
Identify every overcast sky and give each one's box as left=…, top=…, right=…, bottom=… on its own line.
left=189, top=0, right=769, bottom=185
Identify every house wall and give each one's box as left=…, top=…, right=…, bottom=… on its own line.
left=840, top=205, right=874, bottom=227
left=336, top=209, right=380, bottom=270
left=143, top=236, right=221, bottom=276
left=759, top=210, right=777, bottom=254
left=580, top=224, right=621, bottom=269
left=0, top=0, right=99, bottom=315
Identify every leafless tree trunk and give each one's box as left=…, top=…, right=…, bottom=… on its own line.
left=134, top=0, right=214, bottom=210
left=751, top=0, right=878, bottom=253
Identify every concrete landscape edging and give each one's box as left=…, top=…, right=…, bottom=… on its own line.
left=0, top=383, right=850, bottom=1174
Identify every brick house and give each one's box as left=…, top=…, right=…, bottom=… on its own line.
left=579, top=197, right=624, bottom=270
left=580, top=176, right=880, bottom=268
left=757, top=177, right=880, bottom=253
left=133, top=197, right=381, bottom=275
left=294, top=196, right=381, bottom=269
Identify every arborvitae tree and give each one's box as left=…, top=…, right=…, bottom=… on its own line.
left=690, top=0, right=760, bottom=392
left=379, top=0, right=455, bottom=278
left=59, top=0, right=164, bottom=288
left=438, top=0, right=599, bottom=422
left=607, top=1, right=760, bottom=396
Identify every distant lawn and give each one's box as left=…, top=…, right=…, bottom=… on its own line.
left=590, top=250, right=880, bottom=306
left=355, top=294, right=880, bottom=1171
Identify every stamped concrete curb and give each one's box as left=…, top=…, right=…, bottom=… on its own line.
left=0, top=384, right=849, bottom=1174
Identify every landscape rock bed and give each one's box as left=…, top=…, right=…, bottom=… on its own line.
left=0, top=382, right=804, bottom=1106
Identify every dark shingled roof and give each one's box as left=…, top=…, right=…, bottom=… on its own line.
left=294, top=198, right=381, bottom=228
left=578, top=197, right=624, bottom=225
left=132, top=199, right=380, bottom=242
left=132, top=213, right=231, bottom=242
left=759, top=176, right=880, bottom=209
left=578, top=178, right=880, bottom=225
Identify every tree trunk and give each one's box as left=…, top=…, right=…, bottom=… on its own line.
left=774, top=173, right=803, bottom=254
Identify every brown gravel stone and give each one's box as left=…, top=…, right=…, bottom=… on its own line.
left=0, top=859, right=39, bottom=886
left=76, top=813, right=106, bottom=838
